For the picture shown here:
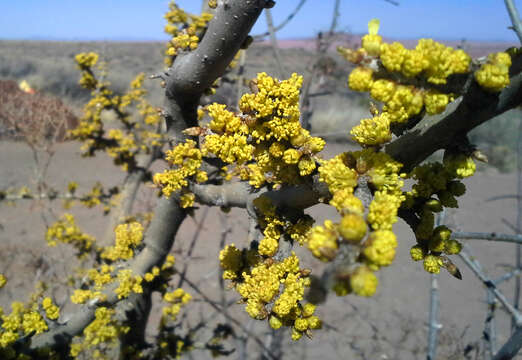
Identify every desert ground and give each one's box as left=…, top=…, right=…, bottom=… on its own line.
left=0, top=38, right=521, bottom=359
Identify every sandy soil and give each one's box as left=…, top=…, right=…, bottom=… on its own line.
left=0, top=140, right=520, bottom=360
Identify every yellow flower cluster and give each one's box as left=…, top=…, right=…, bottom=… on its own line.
left=144, top=266, right=161, bottom=282
left=363, top=230, right=397, bottom=268
left=332, top=265, right=379, bottom=297
left=219, top=244, right=261, bottom=280
left=350, top=111, right=392, bottom=146
left=475, top=52, right=511, bottom=92
left=0, top=301, right=51, bottom=354
left=41, top=297, right=60, bottom=320
left=306, top=220, right=339, bottom=261
left=70, top=307, right=129, bottom=359
left=171, top=73, right=325, bottom=191
left=221, top=250, right=318, bottom=339
left=403, top=155, right=472, bottom=273
left=443, top=152, right=476, bottom=179
left=254, top=196, right=285, bottom=257
left=22, top=311, right=48, bottom=335
left=87, top=265, right=114, bottom=291
left=318, top=152, right=358, bottom=193
left=101, top=221, right=143, bottom=261
left=154, top=139, right=206, bottom=197
left=162, top=288, right=192, bottom=320
left=71, top=289, right=106, bottom=304
left=114, top=269, right=143, bottom=299
left=349, top=266, right=379, bottom=297
left=75, top=52, right=99, bottom=69
left=341, top=19, right=475, bottom=141
left=163, top=0, right=213, bottom=65
left=71, top=60, right=166, bottom=175
left=0, top=274, right=6, bottom=289
left=45, top=213, right=96, bottom=258
left=308, top=149, right=404, bottom=295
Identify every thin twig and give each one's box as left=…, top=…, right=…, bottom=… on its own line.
left=484, top=289, right=497, bottom=359
left=451, top=231, right=522, bottom=244
left=513, top=108, right=522, bottom=333
left=253, top=0, right=307, bottom=40
left=427, top=210, right=444, bottom=360
left=494, top=268, right=522, bottom=285
left=177, top=207, right=210, bottom=288
left=328, top=0, right=341, bottom=34
left=427, top=273, right=441, bottom=360
left=491, top=326, right=522, bottom=360
left=264, top=8, right=285, bottom=78
left=504, top=0, right=522, bottom=43
left=459, top=248, right=522, bottom=327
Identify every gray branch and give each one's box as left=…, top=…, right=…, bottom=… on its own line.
left=451, top=231, right=522, bottom=244
left=253, top=0, right=307, bottom=40
left=504, top=0, right=522, bottom=43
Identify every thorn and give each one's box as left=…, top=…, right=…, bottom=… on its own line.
left=150, top=73, right=165, bottom=81
left=472, top=149, right=488, bottom=163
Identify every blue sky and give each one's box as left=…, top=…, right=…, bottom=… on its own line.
left=0, top=1, right=519, bottom=42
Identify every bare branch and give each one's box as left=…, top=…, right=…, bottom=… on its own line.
left=492, top=325, right=522, bottom=360
left=265, top=8, right=285, bottom=78
left=426, top=274, right=441, bottom=360
left=253, top=0, right=307, bottom=40
left=451, top=231, right=522, bottom=244
left=504, top=0, right=522, bottom=43
left=459, top=249, right=522, bottom=327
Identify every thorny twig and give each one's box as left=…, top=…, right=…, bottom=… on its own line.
left=458, top=247, right=522, bottom=327
left=253, top=0, right=307, bottom=40
left=451, top=231, right=522, bottom=245
left=264, top=8, right=285, bottom=78
left=427, top=211, right=445, bottom=360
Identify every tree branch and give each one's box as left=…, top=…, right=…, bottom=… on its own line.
left=504, top=0, right=522, bottom=43
left=451, top=231, right=522, bottom=245
left=385, top=58, right=522, bottom=172
left=253, top=0, right=307, bottom=40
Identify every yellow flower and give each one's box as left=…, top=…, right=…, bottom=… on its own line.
left=318, top=153, right=358, bottom=193
left=283, top=148, right=301, bottom=164
left=338, top=213, right=367, bottom=243
left=330, top=189, right=364, bottom=215
left=423, top=255, right=443, bottom=273
left=363, top=230, right=397, bottom=267
left=380, top=42, right=406, bottom=72
left=443, top=153, right=476, bottom=178
left=370, top=79, right=396, bottom=103
left=444, top=239, right=462, bottom=255
left=180, top=192, right=195, bottom=208
left=350, top=112, right=391, bottom=146
left=362, top=19, right=382, bottom=56
left=410, top=245, right=427, bottom=261
left=306, top=220, right=339, bottom=261
left=350, top=266, right=378, bottom=297
left=348, top=67, right=374, bottom=92
left=475, top=52, right=511, bottom=91
left=424, top=90, right=451, bottom=115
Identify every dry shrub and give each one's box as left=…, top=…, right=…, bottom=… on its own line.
left=0, top=79, right=78, bottom=144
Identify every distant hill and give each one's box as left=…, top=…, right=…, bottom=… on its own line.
left=260, top=33, right=518, bottom=58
